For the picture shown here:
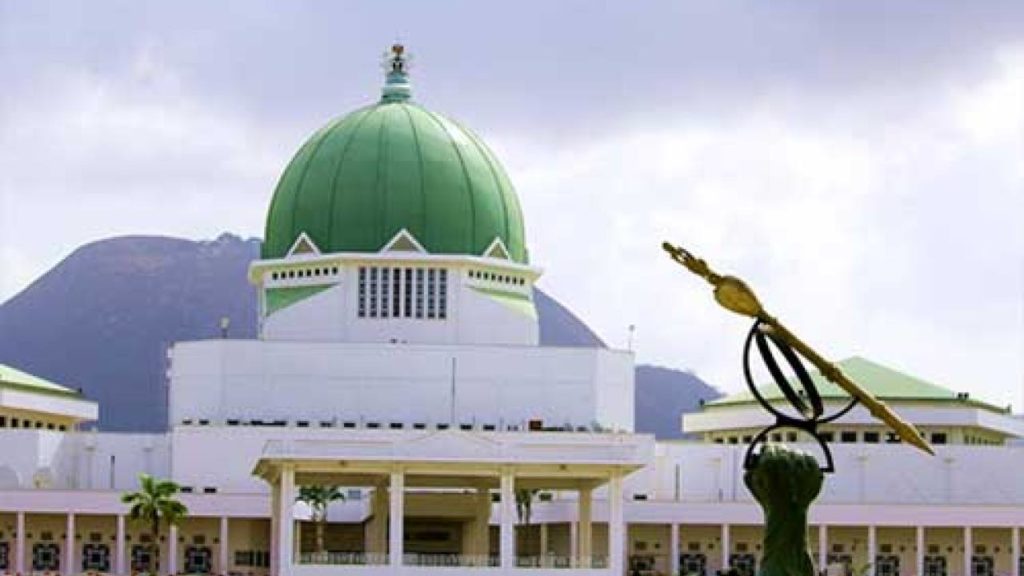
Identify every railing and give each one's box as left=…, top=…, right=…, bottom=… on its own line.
left=295, top=552, right=609, bottom=569
left=298, top=551, right=388, bottom=565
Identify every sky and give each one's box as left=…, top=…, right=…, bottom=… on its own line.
left=1, top=1, right=1022, bottom=408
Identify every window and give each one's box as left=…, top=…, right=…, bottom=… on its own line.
left=369, top=268, right=379, bottom=318
left=820, top=431, right=834, bottom=442
left=0, top=416, right=5, bottom=427
left=185, top=546, right=212, bottom=574
left=680, top=554, right=707, bottom=576
left=840, top=431, right=857, bottom=443
left=972, top=556, right=994, bottom=576
left=415, top=268, right=425, bottom=318
left=876, top=555, right=900, bottom=576
left=392, top=268, right=401, bottom=317
left=864, top=432, right=880, bottom=443
left=82, top=543, right=111, bottom=572
left=427, top=268, right=436, bottom=318
left=358, top=268, right=367, bottom=317
left=828, top=554, right=854, bottom=576
left=786, top=431, right=797, bottom=442
left=931, top=432, right=947, bottom=445
left=132, top=545, right=153, bottom=572
left=438, top=269, right=448, bottom=319
left=730, top=554, right=757, bottom=576
left=32, top=543, right=60, bottom=571
left=924, top=556, right=947, bottom=576
left=404, top=268, right=413, bottom=318
left=381, top=266, right=390, bottom=318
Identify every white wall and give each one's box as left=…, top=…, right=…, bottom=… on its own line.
left=259, top=259, right=539, bottom=347
left=640, top=441, right=1024, bottom=505
left=168, top=340, right=633, bottom=432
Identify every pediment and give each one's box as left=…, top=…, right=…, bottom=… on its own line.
left=287, top=232, right=321, bottom=256
left=482, top=237, right=511, bottom=260
left=381, top=229, right=427, bottom=253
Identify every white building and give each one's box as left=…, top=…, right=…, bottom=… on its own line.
left=0, top=45, right=1022, bottom=576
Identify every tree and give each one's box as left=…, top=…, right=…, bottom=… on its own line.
left=296, top=485, right=346, bottom=555
left=121, top=474, right=188, bottom=575
left=515, top=488, right=539, bottom=525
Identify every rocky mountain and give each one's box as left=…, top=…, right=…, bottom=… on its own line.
left=0, top=235, right=718, bottom=434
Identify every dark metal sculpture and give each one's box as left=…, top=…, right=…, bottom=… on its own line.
left=663, top=242, right=934, bottom=576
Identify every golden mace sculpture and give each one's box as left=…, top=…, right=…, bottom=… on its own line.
left=662, top=242, right=934, bottom=456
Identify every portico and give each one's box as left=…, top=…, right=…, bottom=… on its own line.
left=253, top=429, right=652, bottom=576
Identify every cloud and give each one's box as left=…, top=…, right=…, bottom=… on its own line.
left=501, top=45, right=1023, bottom=407
left=1, top=3, right=1021, bottom=409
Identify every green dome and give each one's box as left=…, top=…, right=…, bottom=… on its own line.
left=263, top=52, right=527, bottom=263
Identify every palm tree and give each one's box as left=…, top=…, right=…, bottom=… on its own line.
left=121, top=474, right=188, bottom=575
left=515, top=488, right=539, bottom=525
left=296, top=486, right=346, bottom=555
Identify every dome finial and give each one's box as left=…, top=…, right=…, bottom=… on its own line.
left=381, top=43, right=412, bottom=103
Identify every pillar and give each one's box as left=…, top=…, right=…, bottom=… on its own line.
left=499, top=468, right=515, bottom=569
left=219, top=517, right=230, bottom=575
left=570, top=521, right=579, bottom=568
left=579, top=487, right=593, bottom=568
left=365, top=481, right=389, bottom=561
left=671, top=523, right=680, bottom=576
left=819, top=524, right=829, bottom=574
left=65, top=512, right=75, bottom=576
left=168, top=523, right=179, bottom=576
left=388, top=468, right=405, bottom=567
left=1011, top=527, right=1020, bottom=576
left=608, top=472, right=625, bottom=576
left=867, top=525, right=877, bottom=576
left=15, top=512, right=25, bottom=575
left=474, top=487, right=491, bottom=565
left=540, top=523, right=549, bottom=567
left=921, top=524, right=929, bottom=576
left=277, top=464, right=295, bottom=576
left=721, top=523, right=731, bottom=572
left=270, top=480, right=281, bottom=575
left=964, top=526, right=973, bottom=576
left=116, top=515, right=126, bottom=576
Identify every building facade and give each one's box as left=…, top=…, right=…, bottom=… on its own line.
left=0, top=46, right=1022, bottom=576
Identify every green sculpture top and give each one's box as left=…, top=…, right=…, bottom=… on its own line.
left=744, top=445, right=823, bottom=576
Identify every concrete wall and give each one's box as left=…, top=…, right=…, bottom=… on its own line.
left=168, top=341, right=634, bottom=432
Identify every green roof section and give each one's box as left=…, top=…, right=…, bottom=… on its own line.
left=706, top=356, right=1005, bottom=412
left=262, top=48, right=528, bottom=264
left=265, top=284, right=334, bottom=316
left=0, top=363, right=82, bottom=398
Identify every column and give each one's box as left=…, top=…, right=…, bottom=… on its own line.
left=670, top=523, right=680, bottom=576
left=278, top=464, right=295, bottom=576
left=65, top=513, right=75, bottom=576
left=1011, top=527, right=1020, bottom=576
left=168, top=523, right=179, bottom=576
left=388, top=468, right=405, bottom=567
left=579, top=487, right=593, bottom=568
left=819, top=525, right=829, bottom=574
left=964, top=526, right=973, bottom=576
left=916, top=526, right=925, bottom=576
left=499, top=468, right=515, bottom=569
left=540, top=523, right=550, bottom=568
left=608, top=472, right=625, bottom=576
left=867, top=526, right=877, bottom=576
left=270, top=480, right=280, bottom=576
left=219, top=517, right=230, bottom=575
left=721, top=523, right=731, bottom=573
left=116, top=515, right=126, bottom=576
left=474, top=487, right=491, bottom=565
left=570, top=521, right=579, bottom=569
left=15, top=512, right=25, bottom=575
